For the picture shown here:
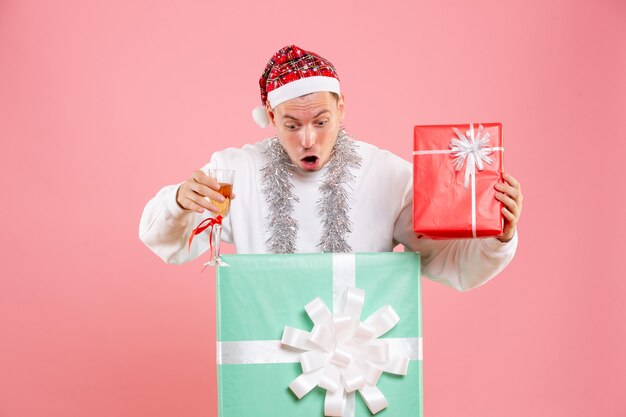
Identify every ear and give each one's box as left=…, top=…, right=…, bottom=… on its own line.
left=338, top=93, right=345, bottom=121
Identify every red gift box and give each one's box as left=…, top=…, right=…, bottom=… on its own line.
left=413, top=123, right=504, bottom=239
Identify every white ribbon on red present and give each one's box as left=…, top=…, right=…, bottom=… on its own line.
left=216, top=254, right=422, bottom=417
left=413, top=123, right=504, bottom=237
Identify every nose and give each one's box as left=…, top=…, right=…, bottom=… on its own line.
left=300, top=126, right=316, bottom=149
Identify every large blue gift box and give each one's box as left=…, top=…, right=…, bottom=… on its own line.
left=216, top=252, right=422, bottom=417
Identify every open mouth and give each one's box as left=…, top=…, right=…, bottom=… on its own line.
left=300, top=155, right=319, bottom=170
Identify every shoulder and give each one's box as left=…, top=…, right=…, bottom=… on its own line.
left=353, top=139, right=412, bottom=177
left=205, top=138, right=272, bottom=170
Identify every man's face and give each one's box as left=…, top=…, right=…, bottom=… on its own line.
left=267, top=91, right=345, bottom=172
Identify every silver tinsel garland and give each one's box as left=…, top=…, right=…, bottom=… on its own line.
left=261, top=137, right=300, bottom=254
left=261, top=130, right=362, bottom=253
left=316, top=131, right=361, bottom=252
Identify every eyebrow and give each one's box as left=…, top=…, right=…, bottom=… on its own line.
left=282, top=110, right=330, bottom=121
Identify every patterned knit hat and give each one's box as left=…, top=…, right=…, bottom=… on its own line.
left=252, top=45, right=341, bottom=128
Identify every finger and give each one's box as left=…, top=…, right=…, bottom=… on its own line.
left=495, top=192, right=520, bottom=217
left=500, top=207, right=517, bottom=242
left=192, top=170, right=221, bottom=190
left=503, top=172, right=521, bottom=189
left=181, top=199, right=206, bottom=214
left=184, top=192, right=222, bottom=214
left=503, top=173, right=523, bottom=205
left=188, top=180, right=225, bottom=202
left=502, top=206, right=517, bottom=225
left=494, top=182, right=520, bottom=201
left=180, top=183, right=224, bottom=212
left=176, top=186, right=206, bottom=213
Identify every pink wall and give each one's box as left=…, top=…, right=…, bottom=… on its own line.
left=1, top=0, right=625, bottom=416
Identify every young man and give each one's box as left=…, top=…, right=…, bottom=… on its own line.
left=139, top=45, right=522, bottom=291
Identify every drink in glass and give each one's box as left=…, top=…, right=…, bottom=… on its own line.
left=204, top=169, right=235, bottom=267
left=207, top=183, right=233, bottom=216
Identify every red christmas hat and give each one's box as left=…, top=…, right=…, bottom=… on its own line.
left=252, top=45, right=341, bottom=128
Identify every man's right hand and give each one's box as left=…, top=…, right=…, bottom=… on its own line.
left=176, top=170, right=234, bottom=214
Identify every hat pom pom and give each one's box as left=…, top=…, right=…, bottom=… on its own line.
left=252, top=106, right=270, bottom=128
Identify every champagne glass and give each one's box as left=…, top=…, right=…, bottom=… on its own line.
left=203, top=169, right=235, bottom=267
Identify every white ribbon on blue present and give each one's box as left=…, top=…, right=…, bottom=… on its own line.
left=216, top=254, right=422, bottom=417
left=413, top=123, right=504, bottom=237
left=283, top=287, right=410, bottom=416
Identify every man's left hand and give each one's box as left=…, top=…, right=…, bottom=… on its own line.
left=495, top=173, right=523, bottom=243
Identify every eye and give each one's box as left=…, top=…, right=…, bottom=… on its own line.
left=315, top=119, right=329, bottom=127
left=286, top=124, right=300, bottom=131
